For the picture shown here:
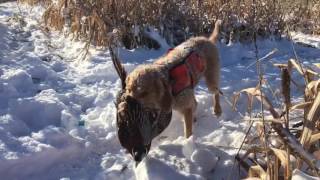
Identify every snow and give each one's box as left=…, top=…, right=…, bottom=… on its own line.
left=191, top=148, right=219, bottom=173
left=292, top=169, right=319, bottom=180
left=291, top=32, right=320, bottom=49
left=0, top=1, right=320, bottom=180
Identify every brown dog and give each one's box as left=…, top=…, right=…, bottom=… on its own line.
left=112, top=20, right=222, bottom=163
left=125, top=21, right=222, bottom=137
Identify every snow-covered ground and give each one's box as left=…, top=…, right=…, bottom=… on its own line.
left=0, top=2, right=320, bottom=180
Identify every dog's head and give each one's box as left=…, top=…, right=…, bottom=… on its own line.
left=116, top=90, right=172, bottom=164
left=116, top=91, right=151, bottom=162
left=110, top=47, right=172, bottom=164
left=125, top=66, right=173, bottom=112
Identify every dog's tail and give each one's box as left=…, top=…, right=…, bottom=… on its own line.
left=209, top=20, right=222, bottom=44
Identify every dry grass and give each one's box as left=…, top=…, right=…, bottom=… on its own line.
left=233, top=58, right=320, bottom=179
left=18, top=0, right=320, bottom=49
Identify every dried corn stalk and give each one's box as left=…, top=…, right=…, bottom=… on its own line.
left=271, top=148, right=293, bottom=167
left=306, top=80, right=320, bottom=99
left=233, top=86, right=279, bottom=118
left=234, top=85, right=320, bottom=176
left=314, top=63, right=320, bottom=69
left=290, top=102, right=313, bottom=111
left=300, top=93, right=320, bottom=149
left=248, top=165, right=268, bottom=179
left=288, top=59, right=318, bottom=83
left=310, top=133, right=320, bottom=145
left=282, top=68, right=291, bottom=108
left=281, top=67, right=291, bottom=179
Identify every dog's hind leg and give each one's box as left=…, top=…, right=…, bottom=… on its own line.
left=193, top=97, right=198, bottom=122
left=183, top=107, right=194, bottom=138
left=205, top=75, right=222, bottom=117
left=204, top=48, right=222, bottom=117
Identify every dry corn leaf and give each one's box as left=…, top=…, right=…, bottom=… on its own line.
left=271, top=148, right=289, bottom=167
left=314, top=63, right=320, bottom=69
left=245, top=118, right=283, bottom=124
left=232, top=87, right=258, bottom=114
left=248, top=165, right=267, bottom=179
left=274, top=157, right=280, bottom=180
left=235, top=86, right=320, bottom=175
left=305, top=80, right=320, bottom=98
left=289, top=59, right=318, bottom=76
left=273, top=63, right=288, bottom=69
left=310, top=133, right=320, bottom=144
left=241, top=88, right=270, bottom=108
left=300, top=125, right=314, bottom=150
left=290, top=102, right=313, bottom=111
left=256, top=123, right=266, bottom=144
left=300, top=93, right=320, bottom=148
left=233, top=86, right=279, bottom=118
left=307, top=93, right=320, bottom=123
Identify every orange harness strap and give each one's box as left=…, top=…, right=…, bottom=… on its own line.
left=161, top=49, right=205, bottom=95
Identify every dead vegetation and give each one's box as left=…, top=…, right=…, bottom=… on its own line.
left=18, top=0, right=320, bottom=49
left=232, top=56, right=320, bottom=179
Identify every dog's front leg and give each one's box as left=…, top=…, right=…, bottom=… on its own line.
left=183, top=107, right=194, bottom=138
left=214, top=93, right=222, bottom=117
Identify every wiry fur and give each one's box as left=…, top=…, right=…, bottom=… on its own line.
left=125, top=20, right=222, bottom=138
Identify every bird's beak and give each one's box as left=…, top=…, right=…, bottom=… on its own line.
left=135, top=161, right=140, bottom=167
left=134, top=152, right=146, bottom=167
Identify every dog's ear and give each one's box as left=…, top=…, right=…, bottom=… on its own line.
left=109, top=46, right=127, bottom=90
left=159, top=78, right=173, bottom=112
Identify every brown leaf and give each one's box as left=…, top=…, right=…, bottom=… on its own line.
left=271, top=148, right=289, bottom=167
left=314, top=63, right=320, bottom=69
left=310, top=133, right=320, bottom=145
left=248, top=165, right=267, bottom=179
left=305, top=80, right=320, bottom=99
left=290, top=102, right=313, bottom=111
left=273, top=63, right=288, bottom=69
left=289, top=59, right=318, bottom=76
left=300, top=93, right=320, bottom=148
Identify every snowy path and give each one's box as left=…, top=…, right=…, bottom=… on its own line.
left=1, top=2, right=320, bottom=180
left=0, top=3, right=124, bottom=179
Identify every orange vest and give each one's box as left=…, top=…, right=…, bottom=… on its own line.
left=160, top=49, right=205, bottom=95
